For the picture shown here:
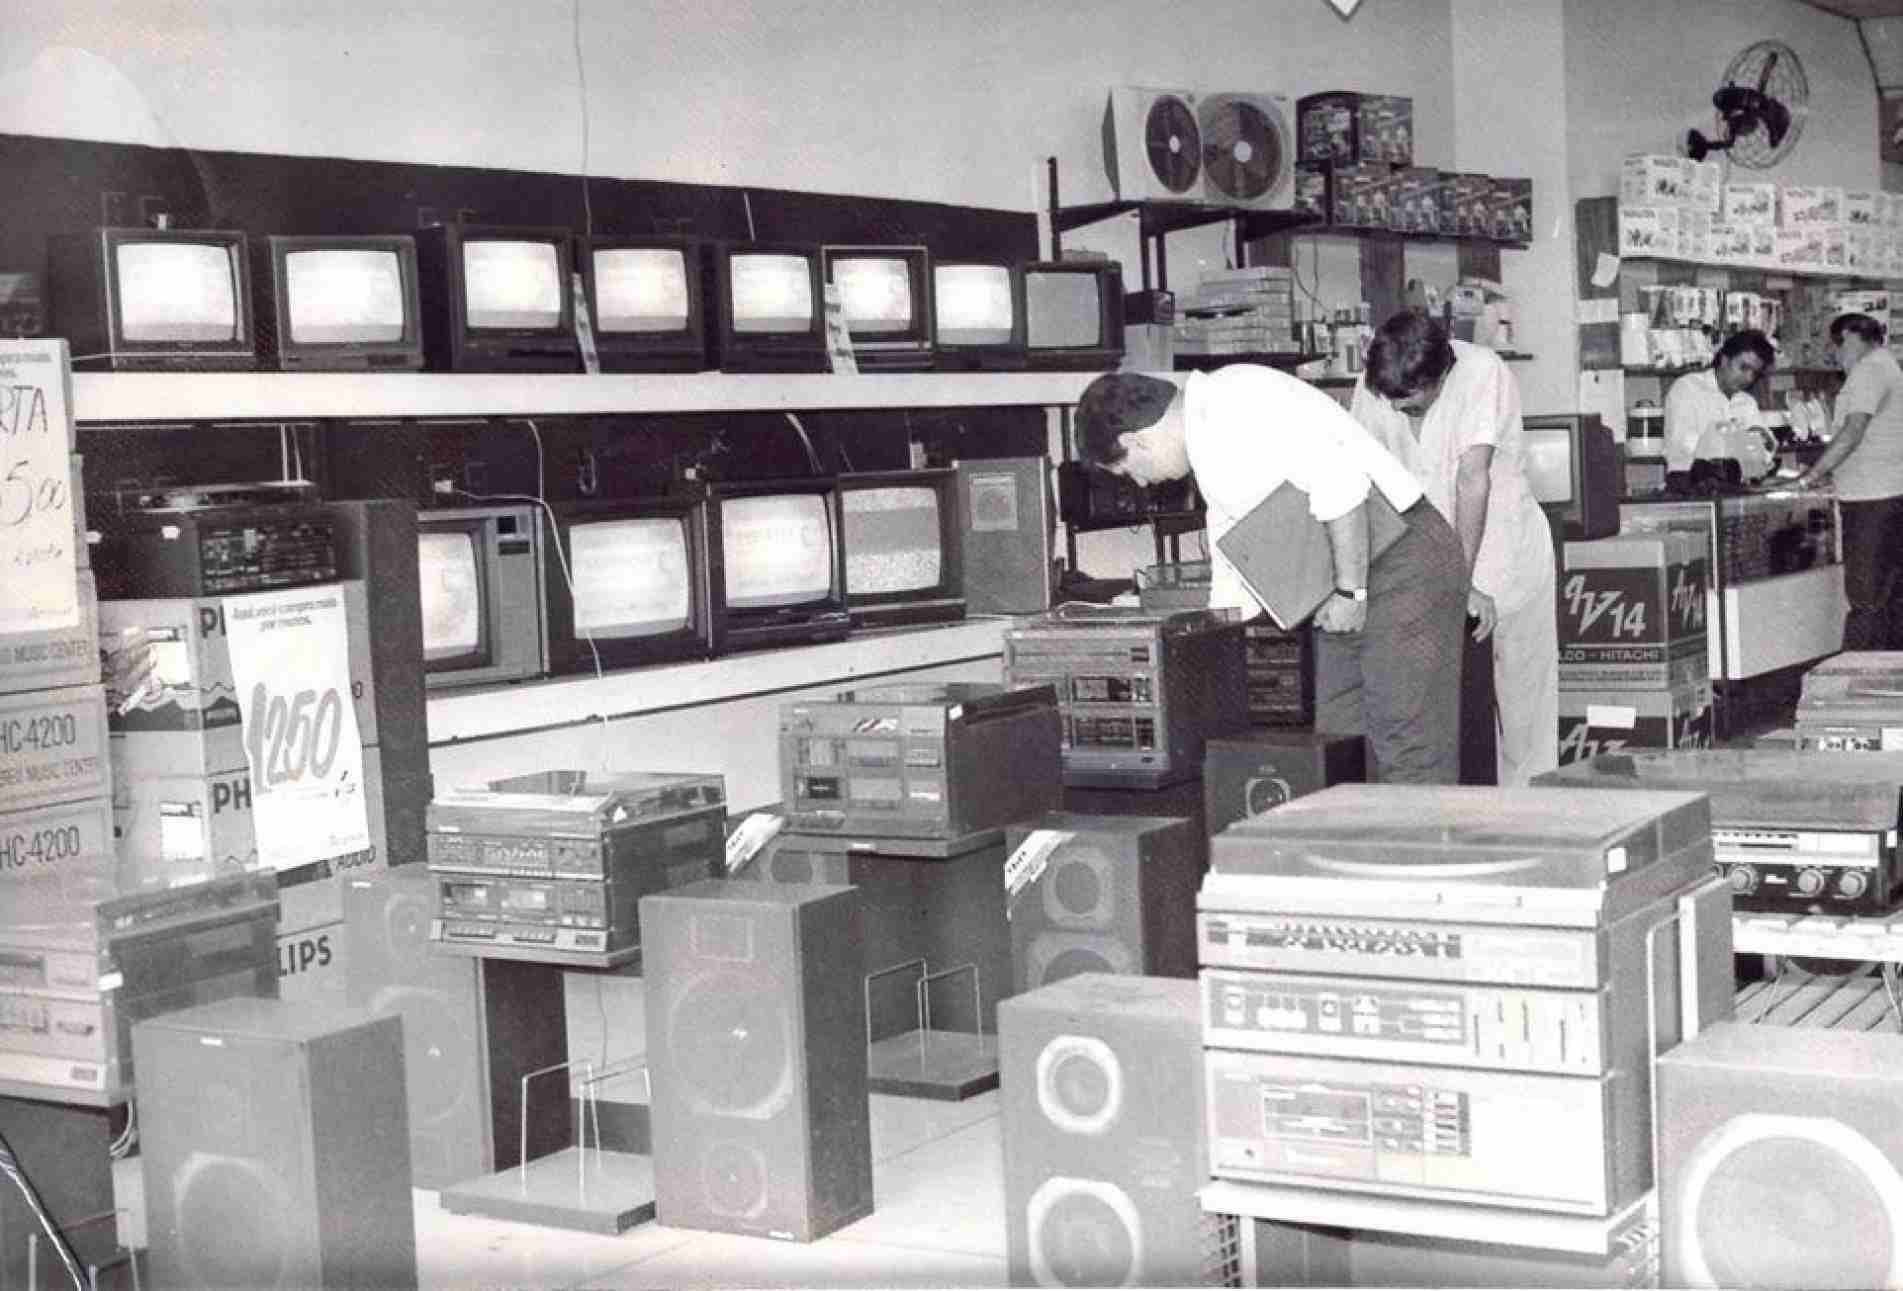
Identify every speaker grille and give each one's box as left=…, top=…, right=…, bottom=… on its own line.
left=669, top=972, right=795, bottom=1120
left=1030, top=936, right=1135, bottom=990
left=1028, top=1177, right=1142, bottom=1288
left=174, top=1153, right=294, bottom=1289
left=701, top=1140, right=772, bottom=1220
left=1045, top=846, right=1114, bottom=926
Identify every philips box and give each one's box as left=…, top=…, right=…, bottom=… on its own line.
left=1558, top=533, right=1709, bottom=692
left=0, top=684, right=111, bottom=815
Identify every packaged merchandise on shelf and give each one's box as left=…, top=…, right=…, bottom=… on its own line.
left=1773, top=226, right=1826, bottom=272
left=1721, top=182, right=1778, bottom=227
left=1557, top=533, right=1709, bottom=692
left=0, top=684, right=111, bottom=816
left=1822, top=222, right=1849, bottom=272
left=1556, top=682, right=1715, bottom=765
left=1617, top=205, right=1680, bottom=258
left=1779, top=185, right=1845, bottom=228
left=1389, top=168, right=1443, bottom=234
left=0, top=568, right=99, bottom=697
left=1489, top=177, right=1533, bottom=242
left=1619, top=154, right=1692, bottom=208
left=1677, top=207, right=1713, bottom=261
left=1292, top=162, right=1330, bottom=222
left=112, top=764, right=258, bottom=886
left=1452, top=173, right=1494, bottom=237
left=1844, top=189, right=1884, bottom=227
left=1294, top=90, right=1413, bottom=166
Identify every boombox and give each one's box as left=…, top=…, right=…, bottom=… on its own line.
left=1005, top=606, right=1249, bottom=789
left=1202, top=730, right=1366, bottom=836
left=778, top=682, right=1061, bottom=839
left=89, top=502, right=338, bottom=598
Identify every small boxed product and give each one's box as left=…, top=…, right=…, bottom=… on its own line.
left=1490, top=177, right=1533, bottom=242
left=1722, top=182, right=1778, bottom=226
left=1847, top=227, right=1882, bottom=275
left=1774, top=226, right=1825, bottom=271
left=1361, top=165, right=1397, bottom=229
left=1687, top=159, right=1724, bottom=212
left=1822, top=223, right=1849, bottom=272
left=0, top=683, right=111, bottom=815
left=1452, top=173, right=1494, bottom=237
left=1391, top=168, right=1443, bottom=233
left=1678, top=207, right=1713, bottom=261
left=1618, top=205, right=1681, bottom=258
left=1780, top=185, right=1845, bottom=228
left=1620, top=154, right=1692, bottom=207
left=1292, top=162, right=1331, bottom=222
left=0, top=567, right=99, bottom=697
left=1295, top=91, right=1414, bottom=165
left=1556, top=682, right=1715, bottom=766
left=1844, top=190, right=1884, bottom=227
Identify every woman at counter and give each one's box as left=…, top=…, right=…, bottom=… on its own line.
left=1663, top=330, right=1776, bottom=474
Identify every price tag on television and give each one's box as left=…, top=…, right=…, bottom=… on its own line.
left=224, top=585, right=370, bottom=871
left=0, top=338, right=78, bottom=634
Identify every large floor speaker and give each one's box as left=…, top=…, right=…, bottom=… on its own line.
left=131, top=997, right=416, bottom=1290
left=1005, top=813, right=1200, bottom=994
left=343, top=867, right=491, bottom=1189
left=958, top=456, right=1055, bottom=615
left=640, top=880, right=873, bottom=1242
left=1202, top=730, right=1366, bottom=836
left=1659, top=1020, right=1903, bottom=1289
left=1000, top=973, right=1225, bottom=1287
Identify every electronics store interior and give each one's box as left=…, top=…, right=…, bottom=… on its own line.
left=18, top=2, right=1903, bottom=1289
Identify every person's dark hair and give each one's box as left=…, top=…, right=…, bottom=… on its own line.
left=1364, top=309, right=1456, bottom=401
left=1830, top=312, right=1887, bottom=347
left=1716, top=328, right=1776, bottom=371
left=1072, top=372, right=1178, bottom=467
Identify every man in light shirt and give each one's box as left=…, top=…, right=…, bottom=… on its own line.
left=1074, top=367, right=1468, bottom=785
left=1662, top=330, right=1775, bottom=475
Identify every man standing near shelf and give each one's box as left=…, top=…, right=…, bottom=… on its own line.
left=1662, top=329, right=1776, bottom=474
left=1073, top=367, right=1468, bottom=785
left=1787, top=312, right=1903, bottom=650
left=1351, top=311, right=1556, bottom=785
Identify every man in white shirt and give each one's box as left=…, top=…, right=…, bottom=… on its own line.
left=1074, top=367, right=1469, bottom=785
left=1662, top=330, right=1775, bottom=474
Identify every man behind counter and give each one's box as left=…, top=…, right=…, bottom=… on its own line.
left=1663, top=329, right=1776, bottom=474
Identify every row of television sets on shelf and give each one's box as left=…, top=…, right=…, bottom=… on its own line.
left=421, top=468, right=967, bottom=690
left=47, top=224, right=1127, bottom=374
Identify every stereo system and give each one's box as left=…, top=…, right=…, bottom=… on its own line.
left=1243, top=620, right=1315, bottom=727
left=1797, top=650, right=1903, bottom=751
left=89, top=503, right=339, bottom=599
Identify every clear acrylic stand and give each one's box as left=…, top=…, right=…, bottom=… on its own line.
left=863, top=958, right=1000, bottom=1101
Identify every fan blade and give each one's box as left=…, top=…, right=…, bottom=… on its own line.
left=1756, top=49, right=1779, bottom=95
left=1762, top=96, right=1791, bottom=149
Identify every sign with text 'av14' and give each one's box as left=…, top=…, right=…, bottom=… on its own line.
left=0, top=338, right=79, bottom=634
left=224, top=584, right=369, bottom=870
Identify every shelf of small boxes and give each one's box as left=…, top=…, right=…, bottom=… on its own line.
left=1171, top=266, right=1304, bottom=363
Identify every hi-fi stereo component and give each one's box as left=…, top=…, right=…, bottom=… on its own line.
left=1797, top=650, right=1903, bottom=752
left=89, top=503, right=339, bottom=598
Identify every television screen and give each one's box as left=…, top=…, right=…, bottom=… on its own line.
left=1025, top=270, right=1103, bottom=349
left=1521, top=428, right=1575, bottom=504
left=115, top=242, right=239, bottom=342
left=845, top=486, right=943, bottom=594
left=592, top=246, right=690, bottom=333
left=729, top=252, right=814, bottom=334
left=463, top=240, right=563, bottom=330
left=418, top=531, right=484, bottom=661
left=722, top=494, right=834, bottom=608
left=935, top=263, right=1015, bottom=347
left=569, top=517, right=692, bottom=637
left=284, top=246, right=406, bottom=344
left=832, top=255, right=914, bottom=335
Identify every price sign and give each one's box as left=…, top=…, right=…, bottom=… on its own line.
left=0, top=338, right=78, bottom=633
left=223, top=585, right=369, bottom=870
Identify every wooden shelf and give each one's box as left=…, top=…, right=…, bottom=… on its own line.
left=1618, top=255, right=1899, bottom=284
left=1051, top=201, right=1321, bottom=242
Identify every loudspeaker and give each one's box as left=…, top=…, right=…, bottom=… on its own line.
left=1005, top=813, right=1200, bottom=993
left=131, top=997, right=416, bottom=1290
left=640, top=880, right=873, bottom=1242
left=1000, top=973, right=1225, bottom=1287
left=1202, top=730, right=1367, bottom=836
left=343, top=867, right=491, bottom=1189
left=957, top=456, right=1055, bottom=615
left=1659, top=1020, right=1903, bottom=1290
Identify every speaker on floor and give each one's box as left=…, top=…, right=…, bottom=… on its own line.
left=1000, top=973, right=1225, bottom=1287
left=1006, top=813, right=1200, bottom=993
left=1658, top=1020, right=1903, bottom=1290
left=343, top=867, right=491, bottom=1189
left=640, top=879, right=873, bottom=1242
left=131, top=998, right=415, bottom=1291
left=1202, top=730, right=1366, bottom=837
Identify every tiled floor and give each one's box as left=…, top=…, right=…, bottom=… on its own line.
left=416, top=1091, right=1009, bottom=1291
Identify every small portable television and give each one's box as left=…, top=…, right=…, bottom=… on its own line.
left=706, top=241, right=829, bottom=372
left=48, top=226, right=257, bottom=369
left=543, top=496, right=720, bottom=674
left=1522, top=412, right=1620, bottom=540
left=417, top=504, right=549, bottom=690
left=706, top=477, right=851, bottom=651
left=1020, top=258, right=1124, bottom=371
left=575, top=233, right=708, bottom=372
left=839, top=467, right=966, bottom=627
left=932, top=258, right=1026, bottom=370
left=414, top=223, right=579, bottom=372
left=254, top=234, right=423, bottom=370
left=820, top=244, right=934, bottom=370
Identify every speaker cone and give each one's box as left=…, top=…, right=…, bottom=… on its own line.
left=1035, top=1035, right=1123, bottom=1136
left=670, top=972, right=796, bottom=1120
left=369, top=984, right=476, bottom=1131
left=175, top=1153, right=293, bottom=1289
left=1043, top=845, right=1113, bottom=927
left=1027, top=1178, right=1143, bottom=1288
left=701, top=1140, right=771, bottom=1220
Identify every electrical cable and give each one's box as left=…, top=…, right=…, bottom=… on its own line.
left=571, top=0, right=594, bottom=237
left=0, top=1129, right=88, bottom=1291
left=783, top=413, right=823, bottom=475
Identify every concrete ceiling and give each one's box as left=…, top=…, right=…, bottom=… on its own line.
left=1802, top=0, right=1903, bottom=17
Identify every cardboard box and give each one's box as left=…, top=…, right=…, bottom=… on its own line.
left=1620, top=154, right=1692, bottom=208
left=0, top=568, right=99, bottom=697
left=1618, top=205, right=1680, bottom=258
left=274, top=918, right=348, bottom=1007
left=1687, top=160, right=1724, bottom=213
left=1678, top=207, right=1713, bottom=262
left=1452, top=173, right=1494, bottom=237
left=1296, top=91, right=1413, bottom=165
left=1822, top=223, right=1848, bottom=272
left=0, top=684, right=110, bottom=815
left=1774, top=226, right=1825, bottom=271
left=1292, top=162, right=1330, bottom=222
left=1722, top=183, right=1778, bottom=226
left=1780, top=185, right=1845, bottom=228
left=1490, top=177, right=1533, bottom=243
left=1845, top=190, right=1884, bottom=227
left=1391, top=168, right=1444, bottom=234
left=1558, top=533, right=1709, bottom=691
left=1556, top=682, right=1714, bottom=766
left=275, top=747, right=392, bottom=934
left=0, top=795, right=114, bottom=886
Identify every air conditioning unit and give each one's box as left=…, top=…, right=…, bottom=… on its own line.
left=1198, top=92, right=1295, bottom=210
left=1102, top=87, right=1204, bottom=201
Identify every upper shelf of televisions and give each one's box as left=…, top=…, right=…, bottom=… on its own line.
left=54, top=225, right=1131, bottom=424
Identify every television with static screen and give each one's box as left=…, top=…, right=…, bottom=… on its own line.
left=839, top=467, right=965, bottom=627
left=932, top=259, right=1026, bottom=370
left=1521, top=413, right=1620, bottom=541
left=707, top=242, right=830, bottom=372
left=48, top=227, right=257, bottom=369
left=1020, top=259, right=1124, bottom=371
left=414, top=223, right=580, bottom=372
left=543, top=496, right=719, bottom=674
left=821, top=244, right=934, bottom=370
left=418, top=504, right=549, bottom=690
left=706, top=478, right=851, bottom=652
left=576, top=233, right=708, bottom=372
left=255, top=234, right=423, bottom=371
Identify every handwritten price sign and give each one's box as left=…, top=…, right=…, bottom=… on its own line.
left=0, top=339, right=78, bottom=633
left=223, top=585, right=369, bottom=870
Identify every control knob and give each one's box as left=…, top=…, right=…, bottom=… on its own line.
left=1726, top=864, right=1759, bottom=896
left=1836, top=870, right=1870, bottom=901
left=1794, top=867, right=1828, bottom=898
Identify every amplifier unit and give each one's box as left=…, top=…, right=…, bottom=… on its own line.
left=89, top=502, right=338, bottom=598
left=1005, top=606, right=1249, bottom=789
left=1244, top=620, right=1315, bottom=727
left=1713, top=824, right=1898, bottom=914
left=427, top=770, right=725, bottom=879
left=779, top=682, right=1061, bottom=839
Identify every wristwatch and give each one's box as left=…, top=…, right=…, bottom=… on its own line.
left=1331, top=586, right=1368, bottom=603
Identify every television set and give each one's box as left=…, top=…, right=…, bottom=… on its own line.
left=1522, top=412, right=1621, bottom=541
left=417, top=504, right=549, bottom=690
left=47, top=227, right=256, bottom=369
left=543, top=496, right=719, bottom=674
left=414, top=223, right=580, bottom=372
left=576, top=233, right=707, bottom=372
left=706, top=242, right=829, bottom=372
left=1020, top=259, right=1124, bottom=371
left=932, top=259, right=1026, bottom=371
left=820, top=244, right=934, bottom=370
left=705, top=478, right=851, bottom=652
left=839, top=467, right=965, bottom=627
left=254, top=234, right=423, bottom=371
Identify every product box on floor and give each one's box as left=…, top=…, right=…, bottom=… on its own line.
left=1557, top=683, right=1714, bottom=766
left=0, top=683, right=111, bottom=816
left=0, top=568, right=99, bottom=697
left=1559, top=533, right=1708, bottom=691
left=275, top=917, right=348, bottom=1007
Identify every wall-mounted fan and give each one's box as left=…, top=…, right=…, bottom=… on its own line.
left=1686, top=40, right=1808, bottom=169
